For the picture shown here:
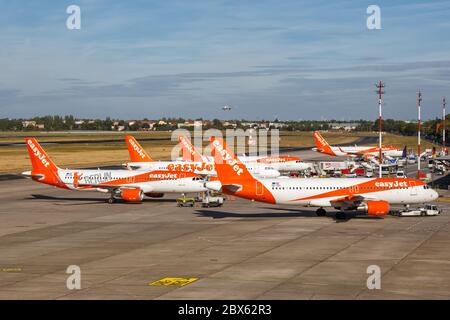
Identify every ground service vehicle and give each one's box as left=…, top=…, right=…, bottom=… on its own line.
left=202, top=194, right=224, bottom=207
left=398, top=204, right=441, bottom=217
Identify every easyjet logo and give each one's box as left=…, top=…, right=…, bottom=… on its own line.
left=257, top=156, right=294, bottom=164
left=314, top=132, right=327, bottom=146
left=179, top=137, right=196, bottom=156
left=168, top=163, right=214, bottom=172
left=212, top=140, right=244, bottom=176
left=27, top=140, right=50, bottom=168
left=381, top=146, right=399, bottom=151
left=258, top=157, right=280, bottom=164
left=375, top=181, right=408, bottom=188
left=149, top=172, right=179, bottom=179
left=128, top=138, right=146, bottom=159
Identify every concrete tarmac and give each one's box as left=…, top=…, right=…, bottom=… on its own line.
left=0, top=149, right=449, bottom=299
left=0, top=179, right=449, bottom=299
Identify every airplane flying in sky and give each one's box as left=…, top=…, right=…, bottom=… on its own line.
left=22, top=138, right=207, bottom=203
left=206, top=137, right=438, bottom=219
left=124, top=135, right=281, bottom=178
left=178, top=135, right=311, bottom=172
left=312, top=131, right=404, bottom=158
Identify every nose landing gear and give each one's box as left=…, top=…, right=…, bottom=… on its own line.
left=107, top=190, right=118, bottom=204
left=335, top=212, right=347, bottom=220
left=316, top=207, right=327, bottom=217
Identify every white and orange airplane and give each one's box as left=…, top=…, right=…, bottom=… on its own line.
left=22, top=138, right=207, bottom=203
left=178, top=135, right=311, bottom=172
left=123, top=135, right=281, bottom=178
left=312, top=131, right=404, bottom=158
left=206, top=137, right=438, bottom=218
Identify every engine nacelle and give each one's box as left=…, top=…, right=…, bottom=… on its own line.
left=144, top=192, right=165, bottom=198
left=121, top=188, right=144, bottom=203
left=360, top=200, right=390, bottom=216
left=205, top=180, right=222, bottom=192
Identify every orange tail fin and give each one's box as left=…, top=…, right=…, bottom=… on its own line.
left=25, top=138, right=62, bottom=186
left=210, top=137, right=254, bottom=183
left=125, top=135, right=153, bottom=162
left=313, top=131, right=336, bottom=156
left=178, top=135, right=204, bottom=162
left=209, top=137, right=275, bottom=204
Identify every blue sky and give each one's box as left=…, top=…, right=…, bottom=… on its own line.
left=1, top=0, right=450, bottom=120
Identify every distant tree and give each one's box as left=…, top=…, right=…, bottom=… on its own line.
left=211, top=118, right=223, bottom=129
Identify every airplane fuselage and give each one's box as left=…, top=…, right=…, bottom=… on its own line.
left=207, top=177, right=437, bottom=206
left=27, top=168, right=207, bottom=194
left=327, top=146, right=403, bottom=158
left=262, top=178, right=436, bottom=206
left=124, top=160, right=281, bottom=178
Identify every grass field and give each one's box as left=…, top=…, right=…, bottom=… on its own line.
left=0, top=130, right=439, bottom=174
left=382, top=133, right=438, bottom=152
left=0, top=131, right=172, bottom=143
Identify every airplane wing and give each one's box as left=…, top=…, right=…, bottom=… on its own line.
left=329, top=194, right=378, bottom=210
left=222, top=184, right=243, bottom=193
left=338, top=147, right=359, bottom=158
left=21, top=171, right=45, bottom=180
left=77, top=183, right=143, bottom=192
left=198, top=172, right=216, bottom=179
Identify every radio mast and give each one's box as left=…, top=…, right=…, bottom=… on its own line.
left=375, top=80, right=385, bottom=178
left=443, top=97, right=446, bottom=154
left=417, top=91, right=422, bottom=174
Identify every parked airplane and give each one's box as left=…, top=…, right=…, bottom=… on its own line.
left=312, top=131, right=404, bottom=158
left=22, top=138, right=207, bottom=203
left=206, top=137, right=438, bottom=219
left=123, top=135, right=281, bottom=178
left=178, top=135, right=311, bottom=172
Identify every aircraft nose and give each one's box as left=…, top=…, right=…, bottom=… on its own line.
left=431, top=189, right=439, bottom=201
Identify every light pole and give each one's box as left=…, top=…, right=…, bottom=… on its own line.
left=375, top=81, right=385, bottom=178
left=443, top=97, right=446, bottom=154
left=417, top=91, right=422, bottom=175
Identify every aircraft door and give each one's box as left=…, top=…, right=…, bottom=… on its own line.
left=409, top=181, right=417, bottom=196
left=256, top=181, right=264, bottom=196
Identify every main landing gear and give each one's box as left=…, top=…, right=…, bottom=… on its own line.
left=335, top=212, right=347, bottom=220
left=316, top=207, right=327, bottom=217
left=108, top=191, right=117, bottom=204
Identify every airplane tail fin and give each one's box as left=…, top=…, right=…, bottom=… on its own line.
left=178, top=135, right=204, bottom=162
left=125, top=135, right=153, bottom=162
left=209, top=137, right=276, bottom=204
left=312, top=131, right=335, bottom=156
left=209, top=137, right=254, bottom=183
left=24, top=138, right=62, bottom=186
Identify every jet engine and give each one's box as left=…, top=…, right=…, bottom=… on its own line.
left=144, top=192, right=165, bottom=198
left=121, top=188, right=144, bottom=203
left=359, top=200, right=390, bottom=216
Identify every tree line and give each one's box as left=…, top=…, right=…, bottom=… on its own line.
left=0, top=115, right=448, bottom=144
